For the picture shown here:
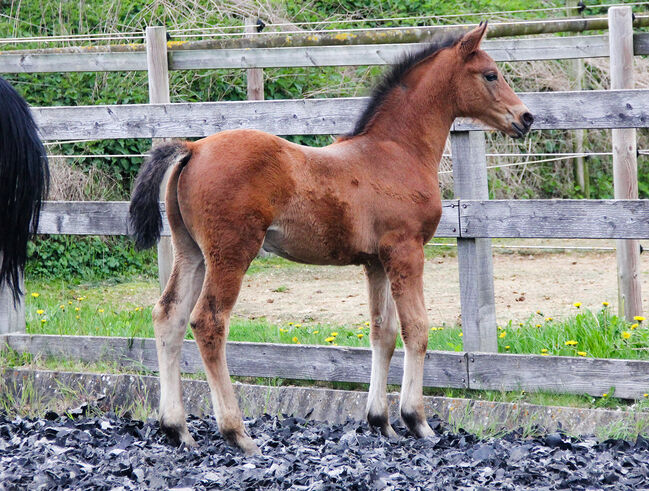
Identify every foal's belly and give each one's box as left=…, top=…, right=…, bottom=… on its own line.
left=261, top=223, right=369, bottom=266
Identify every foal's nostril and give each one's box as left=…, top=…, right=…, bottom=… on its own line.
left=521, top=112, right=534, bottom=128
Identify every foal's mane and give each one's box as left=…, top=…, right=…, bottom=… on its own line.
left=347, top=31, right=464, bottom=138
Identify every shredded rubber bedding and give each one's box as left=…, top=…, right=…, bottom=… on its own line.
left=1, top=410, right=648, bottom=490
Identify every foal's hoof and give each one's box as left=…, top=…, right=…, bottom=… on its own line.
left=223, top=430, right=261, bottom=456
left=367, top=413, right=398, bottom=439
left=161, top=422, right=197, bottom=447
left=401, top=410, right=435, bottom=438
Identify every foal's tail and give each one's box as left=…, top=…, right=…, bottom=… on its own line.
left=129, top=142, right=192, bottom=250
left=0, top=77, right=50, bottom=301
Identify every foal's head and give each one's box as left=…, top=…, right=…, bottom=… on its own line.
left=450, top=23, right=533, bottom=138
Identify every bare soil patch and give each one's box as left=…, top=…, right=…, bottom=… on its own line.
left=234, top=250, right=649, bottom=326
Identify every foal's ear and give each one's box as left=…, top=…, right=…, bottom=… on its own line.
left=458, top=21, right=488, bottom=60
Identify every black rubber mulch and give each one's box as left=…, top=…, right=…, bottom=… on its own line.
left=1, top=409, right=649, bottom=490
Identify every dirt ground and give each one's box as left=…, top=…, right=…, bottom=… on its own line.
left=233, top=247, right=649, bottom=327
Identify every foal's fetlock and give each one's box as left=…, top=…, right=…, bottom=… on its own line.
left=160, top=418, right=197, bottom=447
left=367, top=412, right=397, bottom=438
left=401, top=408, right=435, bottom=438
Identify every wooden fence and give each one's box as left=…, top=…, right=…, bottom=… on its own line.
left=2, top=7, right=649, bottom=398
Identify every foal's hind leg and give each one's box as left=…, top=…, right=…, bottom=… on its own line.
left=364, top=261, right=399, bottom=438
left=153, top=236, right=205, bottom=446
left=379, top=236, right=434, bottom=438
left=189, top=236, right=264, bottom=455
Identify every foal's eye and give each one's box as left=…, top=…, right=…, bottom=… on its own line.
left=484, top=72, right=498, bottom=82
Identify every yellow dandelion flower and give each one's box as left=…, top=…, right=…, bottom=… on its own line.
left=357, top=333, right=364, bottom=339
left=577, top=351, right=587, bottom=357
left=325, top=337, right=335, bottom=343
left=31, top=292, right=40, bottom=298
left=365, top=322, right=370, bottom=326
left=622, top=331, right=631, bottom=339
left=565, top=340, right=578, bottom=346
left=535, top=324, right=542, bottom=328
left=519, top=322, right=524, bottom=327
left=288, top=322, right=294, bottom=326
left=634, top=316, right=646, bottom=322
left=331, top=332, right=338, bottom=337
left=279, top=328, right=288, bottom=334
left=644, top=393, right=648, bottom=398
left=499, top=331, right=506, bottom=338
left=602, top=301, right=610, bottom=307
left=59, top=304, right=65, bottom=310
left=505, top=346, right=510, bottom=350
left=98, top=309, right=104, bottom=313
left=76, top=297, right=83, bottom=301
left=541, top=349, right=548, bottom=353
left=76, top=315, right=80, bottom=320
left=41, top=319, right=46, bottom=323
left=459, top=332, right=463, bottom=337
left=36, top=309, right=44, bottom=315
left=541, top=353, right=549, bottom=356
left=573, top=302, right=582, bottom=308
left=545, top=317, right=553, bottom=322
left=602, top=393, right=608, bottom=398
left=74, top=307, right=80, bottom=312
left=631, top=323, right=639, bottom=330
left=536, top=310, right=542, bottom=315
left=68, top=301, right=73, bottom=305
left=292, top=336, right=298, bottom=343
left=313, top=330, right=319, bottom=334
left=295, top=324, right=302, bottom=328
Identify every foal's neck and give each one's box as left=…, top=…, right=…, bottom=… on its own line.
left=358, top=55, right=456, bottom=170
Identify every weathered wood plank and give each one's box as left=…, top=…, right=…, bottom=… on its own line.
left=36, top=201, right=169, bottom=236
left=0, top=35, right=612, bottom=73
left=36, top=200, right=459, bottom=237
left=469, top=352, right=649, bottom=399
left=634, top=33, right=649, bottom=55
left=4, top=334, right=469, bottom=388
left=610, top=7, right=643, bottom=321
left=461, top=199, right=649, bottom=239
left=146, top=26, right=174, bottom=292
left=36, top=200, right=649, bottom=240
left=451, top=132, right=497, bottom=353
left=31, top=89, right=649, bottom=141
left=170, top=35, right=611, bottom=70
left=0, top=262, right=24, bottom=335
left=0, top=51, right=146, bottom=73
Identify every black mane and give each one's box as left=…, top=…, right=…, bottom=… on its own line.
left=348, top=31, right=464, bottom=137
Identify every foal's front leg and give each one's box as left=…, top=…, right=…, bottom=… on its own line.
left=380, top=238, right=434, bottom=438
left=364, top=261, right=399, bottom=437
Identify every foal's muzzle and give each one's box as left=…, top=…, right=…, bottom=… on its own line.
left=511, top=111, right=534, bottom=138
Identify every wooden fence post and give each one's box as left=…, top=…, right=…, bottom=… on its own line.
left=609, top=6, right=642, bottom=321
left=567, top=0, right=588, bottom=197
left=0, top=255, right=25, bottom=335
left=246, top=18, right=264, bottom=101
left=451, top=131, right=498, bottom=352
left=245, top=17, right=273, bottom=258
left=146, top=26, right=173, bottom=292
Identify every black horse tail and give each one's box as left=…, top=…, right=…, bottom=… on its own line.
left=129, top=141, right=192, bottom=250
left=0, top=77, right=50, bottom=302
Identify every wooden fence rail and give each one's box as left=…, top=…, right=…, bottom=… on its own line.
left=3, top=34, right=649, bottom=73
left=35, top=199, right=649, bottom=239
left=3, top=333, right=648, bottom=399
left=29, top=89, right=649, bottom=141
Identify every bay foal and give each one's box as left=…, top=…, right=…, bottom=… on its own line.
left=130, top=23, right=533, bottom=455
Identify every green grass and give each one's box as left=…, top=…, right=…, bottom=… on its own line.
left=24, top=278, right=649, bottom=360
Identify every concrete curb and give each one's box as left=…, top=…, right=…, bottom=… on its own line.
left=2, top=367, right=648, bottom=437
